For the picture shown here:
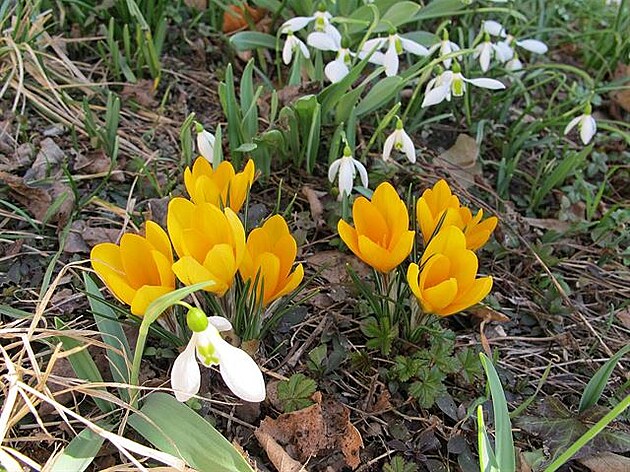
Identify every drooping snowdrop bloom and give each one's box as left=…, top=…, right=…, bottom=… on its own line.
left=282, top=32, right=310, bottom=65
left=383, top=117, right=416, bottom=163
left=428, top=30, right=460, bottom=68
left=280, top=10, right=341, bottom=52
left=195, top=123, right=215, bottom=162
left=325, top=46, right=353, bottom=83
left=482, top=20, right=547, bottom=63
left=474, top=33, right=497, bottom=72
left=171, top=308, right=266, bottom=403
left=361, top=32, right=429, bottom=76
left=564, top=103, right=597, bottom=145
left=328, top=145, right=369, bottom=197
left=421, top=62, right=506, bottom=108
left=505, top=52, right=523, bottom=72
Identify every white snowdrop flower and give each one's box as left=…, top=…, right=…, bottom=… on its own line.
left=564, top=103, right=597, bottom=145
left=474, top=33, right=496, bottom=72
left=383, top=117, right=416, bottom=163
left=324, top=47, right=353, bottom=83
left=280, top=10, right=341, bottom=52
left=328, top=145, right=369, bottom=197
left=428, top=30, right=460, bottom=68
left=483, top=20, right=507, bottom=38
left=195, top=123, right=215, bottom=162
left=421, top=63, right=506, bottom=108
left=282, top=32, right=310, bottom=65
left=361, top=33, right=429, bottom=77
left=171, top=309, right=266, bottom=403
left=483, top=20, right=547, bottom=63
left=505, top=53, right=523, bottom=72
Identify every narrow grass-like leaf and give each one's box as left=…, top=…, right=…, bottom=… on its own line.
left=479, top=353, right=515, bottom=472
left=83, top=273, right=131, bottom=402
left=49, top=426, right=108, bottom=472
left=230, top=31, right=276, bottom=51
left=54, top=318, right=114, bottom=413
left=477, top=405, right=499, bottom=472
left=128, top=392, right=255, bottom=472
left=355, top=76, right=405, bottom=117
left=579, top=344, right=630, bottom=413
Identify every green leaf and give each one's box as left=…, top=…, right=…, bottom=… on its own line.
left=355, top=76, right=405, bottom=117
left=393, top=355, right=423, bottom=382
left=277, top=373, right=317, bottom=412
left=479, top=353, right=515, bottom=472
left=408, top=367, right=445, bottom=408
left=375, top=1, right=421, bottom=32
left=361, top=316, right=398, bottom=355
left=235, top=142, right=258, bottom=152
left=414, top=0, right=467, bottom=20
left=54, top=318, right=114, bottom=413
left=579, top=344, right=630, bottom=413
left=477, top=405, right=499, bottom=472
left=49, top=426, right=109, bottom=472
left=229, top=31, right=276, bottom=51
left=83, top=273, right=131, bottom=402
left=128, top=392, right=255, bottom=472
left=383, top=455, right=419, bottom=472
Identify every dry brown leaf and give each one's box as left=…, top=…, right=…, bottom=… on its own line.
left=611, top=64, right=630, bottom=114
left=121, top=79, right=157, bottom=108
left=434, top=134, right=481, bottom=189
left=578, top=452, right=630, bottom=472
left=255, top=428, right=305, bottom=472
left=0, top=170, right=51, bottom=220
left=183, top=0, right=207, bottom=8
left=524, top=217, right=572, bottom=232
left=256, top=394, right=363, bottom=470
left=301, top=185, right=325, bottom=227
left=307, top=251, right=370, bottom=285
left=24, top=137, right=64, bottom=181
left=614, top=308, right=630, bottom=329
left=469, top=306, right=510, bottom=323
left=222, top=5, right=266, bottom=34
left=74, top=149, right=111, bottom=175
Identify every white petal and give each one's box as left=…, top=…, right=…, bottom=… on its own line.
left=517, top=39, right=548, bottom=54
left=494, top=41, right=514, bottom=62
left=297, top=37, right=310, bottom=59
left=281, top=16, right=313, bottom=34
left=563, top=115, right=582, bottom=135
left=400, top=130, right=416, bottom=163
left=580, top=116, right=597, bottom=144
left=324, top=23, right=342, bottom=46
left=366, top=50, right=385, bottom=65
left=465, top=77, right=506, bottom=90
left=506, top=57, right=523, bottom=72
left=479, top=44, right=492, bottom=72
left=450, top=42, right=460, bottom=52
left=425, top=76, right=437, bottom=93
left=382, top=133, right=396, bottom=161
left=307, top=31, right=339, bottom=51
left=483, top=20, right=506, bottom=37
left=171, top=338, right=201, bottom=402
left=338, top=158, right=355, bottom=196
left=197, top=130, right=215, bottom=162
left=400, top=37, right=429, bottom=56
left=383, top=40, right=399, bottom=77
left=325, top=58, right=349, bottom=83
left=428, top=43, right=440, bottom=55
left=214, top=339, right=266, bottom=402
left=282, top=37, right=293, bottom=65
left=362, top=38, right=386, bottom=53
left=328, top=158, right=342, bottom=182
left=422, top=84, right=451, bottom=107
left=207, top=316, right=232, bottom=332
left=354, top=159, right=369, bottom=188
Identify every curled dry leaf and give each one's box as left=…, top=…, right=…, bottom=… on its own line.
left=254, top=428, right=305, bottom=472
left=301, top=185, right=326, bottom=227
left=255, top=392, right=363, bottom=470
left=24, top=137, right=64, bottom=181
left=223, top=5, right=266, bottom=34
left=578, top=452, right=630, bottom=472
left=434, top=134, right=482, bottom=189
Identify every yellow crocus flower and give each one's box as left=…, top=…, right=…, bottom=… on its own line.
left=167, top=197, right=245, bottom=296
left=90, top=221, right=175, bottom=316
left=184, top=157, right=255, bottom=213
left=338, top=182, right=415, bottom=273
left=416, top=179, right=498, bottom=251
left=239, top=215, right=304, bottom=307
left=407, top=226, right=492, bottom=316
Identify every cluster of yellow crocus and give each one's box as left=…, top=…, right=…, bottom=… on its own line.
left=338, top=179, right=496, bottom=317
left=91, top=157, right=303, bottom=316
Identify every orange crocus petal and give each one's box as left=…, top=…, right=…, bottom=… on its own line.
left=357, top=235, right=397, bottom=273
left=224, top=208, right=246, bottom=264
left=131, top=285, right=174, bottom=316
left=172, top=256, right=219, bottom=292
left=274, top=264, right=304, bottom=301
left=338, top=219, right=360, bottom=256
left=465, top=215, right=498, bottom=251
left=406, top=263, right=422, bottom=300
left=203, top=244, right=238, bottom=292
left=145, top=221, right=173, bottom=263
left=257, top=253, right=281, bottom=305
left=119, top=234, right=159, bottom=288
left=388, top=230, right=415, bottom=267
left=91, top=243, right=136, bottom=306
left=372, top=182, right=409, bottom=243
left=167, top=197, right=196, bottom=257
left=423, top=278, right=459, bottom=313
left=421, top=254, right=450, bottom=288
left=353, top=197, right=389, bottom=245
left=441, top=276, right=493, bottom=316
left=229, top=160, right=255, bottom=212
left=421, top=226, right=467, bottom=265
left=152, top=250, right=176, bottom=288
left=449, top=249, right=478, bottom=293
left=416, top=199, right=437, bottom=243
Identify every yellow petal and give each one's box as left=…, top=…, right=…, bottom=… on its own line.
left=423, top=277, right=458, bottom=314
left=167, top=197, right=196, bottom=257
left=144, top=221, right=173, bottom=262
left=119, top=233, right=159, bottom=287
left=406, top=263, right=422, bottom=300
left=421, top=254, right=450, bottom=288
left=130, top=285, right=173, bottom=316
left=172, top=256, right=218, bottom=292
left=353, top=197, right=388, bottom=245
left=449, top=249, right=478, bottom=294
left=416, top=198, right=436, bottom=244
left=257, top=252, right=281, bottom=305
left=274, top=263, right=304, bottom=302
left=225, top=208, right=246, bottom=266
left=357, top=235, right=396, bottom=272
left=202, top=243, right=238, bottom=293
left=442, top=276, right=493, bottom=316
left=421, top=226, right=466, bottom=265
left=338, top=220, right=360, bottom=257
left=91, top=243, right=136, bottom=306
left=152, top=249, right=176, bottom=288
left=371, top=182, right=409, bottom=243
left=465, top=215, right=498, bottom=251
left=388, top=230, right=415, bottom=268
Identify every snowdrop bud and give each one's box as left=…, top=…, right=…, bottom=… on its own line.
left=186, top=307, right=208, bottom=332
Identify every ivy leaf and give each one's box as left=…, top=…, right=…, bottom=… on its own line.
left=408, top=367, right=446, bottom=408
left=516, top=397, right=630, bottom=460
left=277, top=374, right=317, bottom=413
